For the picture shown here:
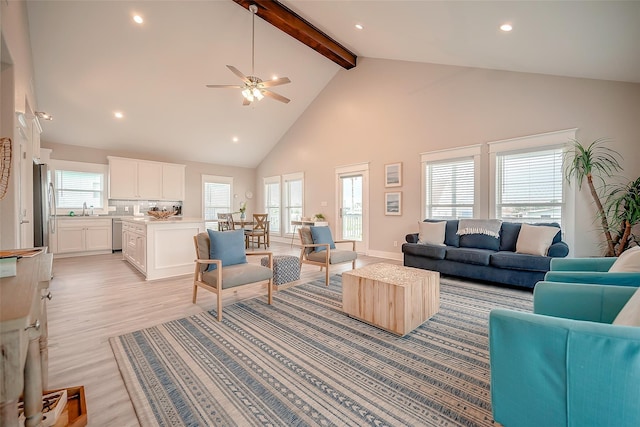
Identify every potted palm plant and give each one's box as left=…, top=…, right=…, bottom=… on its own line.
left=606, top=176, right=640, bottom=255
left=564, top=138, right=623, bottom=256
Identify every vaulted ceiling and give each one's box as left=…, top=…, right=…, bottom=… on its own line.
left=26, top=1, right=640, bottom=168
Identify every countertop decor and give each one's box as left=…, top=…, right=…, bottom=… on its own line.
left=147, top=211, right=176, bottom=220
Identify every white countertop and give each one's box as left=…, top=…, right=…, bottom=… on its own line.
left=120, top=216, right=204, bottom=225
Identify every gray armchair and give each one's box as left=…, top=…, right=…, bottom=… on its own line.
left=298, top=226, right=357, bottom=286
left=193, top=230, right=273, bottom=321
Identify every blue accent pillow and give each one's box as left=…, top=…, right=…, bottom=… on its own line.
left=206, top=229, right=247, bottom=271
left=310, top=226, right=336, bottom=252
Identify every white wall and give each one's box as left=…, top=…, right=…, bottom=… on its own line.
left=257, top=58, right=640, bottom=257
left=0, top=0, right=39, bottom=250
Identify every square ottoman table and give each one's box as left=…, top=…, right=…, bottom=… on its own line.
left=261, top=255, right=300, bottom=286
left=342, top=263, right=440, bottom=336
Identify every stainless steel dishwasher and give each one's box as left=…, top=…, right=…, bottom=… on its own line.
left=112, top=218, right=123, bottom=252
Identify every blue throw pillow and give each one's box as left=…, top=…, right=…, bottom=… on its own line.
left=310, top=226, right=336, bottom=252
left=206, top=229, right=247, bottom=271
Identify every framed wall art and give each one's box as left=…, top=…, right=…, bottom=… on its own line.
left=384, top=162, right=402, bottom=187
left=385, top=191, right=402, bottom=216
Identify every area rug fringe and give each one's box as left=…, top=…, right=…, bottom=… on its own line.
left=110, top=275, right=532, bottom=427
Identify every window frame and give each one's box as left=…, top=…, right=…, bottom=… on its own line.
left=201, top=174, right=233, bottom=230
left=263, top=175, right=281, bottom=234
left=488, top=128, right=576, bottom=251
left=421, top=145, right=481, bottom=220
left=50, top=160, right=108, bottom=215
left=282, top=172, right=304, bottom=235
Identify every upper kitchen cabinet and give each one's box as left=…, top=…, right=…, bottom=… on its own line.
left=108, top=156, right=185, bottom=201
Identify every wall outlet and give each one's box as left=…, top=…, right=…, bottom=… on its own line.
left=124, top=206, right=129, bottom=212
left=393, top=241, right=398, bottom=247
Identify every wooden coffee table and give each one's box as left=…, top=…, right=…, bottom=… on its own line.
left=342, top=263, right=440, bottom=336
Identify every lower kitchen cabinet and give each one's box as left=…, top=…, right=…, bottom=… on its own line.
left=55, top=219, right=112, bottom=255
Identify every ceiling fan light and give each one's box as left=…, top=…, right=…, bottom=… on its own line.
left=242, top=88, right=253, bottom=101
left=253, top=88, right=264, bottom=100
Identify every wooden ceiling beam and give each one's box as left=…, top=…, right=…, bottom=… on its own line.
left=232, top=0, right=357, bottom=70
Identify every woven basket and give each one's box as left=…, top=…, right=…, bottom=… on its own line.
left=147, top=210, right=176, bottom=220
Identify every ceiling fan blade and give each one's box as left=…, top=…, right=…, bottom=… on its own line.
left=263, top=90, right=290, bottom=104
left=259, top=77, right=291, bottom=88
left=205, top=84, right=244, bottom=89
left=226, top=65, right=250, bottom=83
left=242, top=98, right=251, bottom=106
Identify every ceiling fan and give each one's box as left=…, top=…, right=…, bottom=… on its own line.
left=206, top=4, right=291, bottom=106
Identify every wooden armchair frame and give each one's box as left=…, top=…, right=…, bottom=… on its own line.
left=298, top=228, right=357, bottom=286
left=193, top=235, right=273, bottom=321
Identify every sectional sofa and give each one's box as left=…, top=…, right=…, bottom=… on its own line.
left=402, top=219, right=570, bottom=288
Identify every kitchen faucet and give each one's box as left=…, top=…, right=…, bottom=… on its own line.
left=82, top=201, right=87, bottom=216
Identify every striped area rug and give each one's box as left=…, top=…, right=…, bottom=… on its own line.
left=110, top=275, right=532, bottom=427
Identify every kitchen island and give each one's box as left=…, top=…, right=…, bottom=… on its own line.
left=121, top=217, right=205, bottom=280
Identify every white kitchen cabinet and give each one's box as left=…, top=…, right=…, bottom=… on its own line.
left=108, top=156, right=184, bottom=201
left=121, top=217, right=204, bottom=280
left=122, top=221, right=146, bottom=273
left=55, top=218, right=112, bottom=255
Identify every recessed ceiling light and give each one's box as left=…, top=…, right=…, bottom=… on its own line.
left=114, top=112, right=124, bottom=119
left=271, top=75, right=278, bottom=81
left=355, top=24, right=363, bottom=30
left=500, top=23, right=513, bottom=32
left=232, top=137, right=239, bottom=143
left=133, top=15, right=144, bottom=24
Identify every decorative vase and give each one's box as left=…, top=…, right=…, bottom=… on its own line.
left=240, top=212, right=246, bottom=220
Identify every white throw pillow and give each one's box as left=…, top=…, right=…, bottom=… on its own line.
left=609, top=246, right=640, bottom=273
left=515, top=223, right=559, bottom=256
left=613, top=286, right=640, bottom=327
left=418, top=221, right=446, bottom=246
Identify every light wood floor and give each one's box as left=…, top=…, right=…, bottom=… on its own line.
left=46, top=242, right=396, bottom=426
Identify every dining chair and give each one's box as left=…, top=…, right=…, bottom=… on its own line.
left=217, top=213, right=235, bottom=231
left=245, top=214, right=269, bottom=249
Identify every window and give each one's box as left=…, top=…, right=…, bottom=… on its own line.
left=202, top=175, right=232, bottom=229
left=51, top=160, right=107, bottom=213
left=489, top=129, right=576, bottom=227
left=283, top=173, right=304, bottom=234
left=421, top=145, right=480, bottom=219
left=264, top=176, right=281, bottom=233
left=495, top=148, right=563, bottom=223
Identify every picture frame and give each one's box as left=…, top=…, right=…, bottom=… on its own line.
left=385, top=162, right=402, bottom=187
left=385, top=191, right=402, bottom=216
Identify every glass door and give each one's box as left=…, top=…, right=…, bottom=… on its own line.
left=337, top=169, right=368, bottom=253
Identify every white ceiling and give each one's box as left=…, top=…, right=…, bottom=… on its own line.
left=26, top=1, right=640, bottom=168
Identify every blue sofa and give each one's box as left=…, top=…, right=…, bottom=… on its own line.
left=490, top=281, right=640, bottom=427
left=402, top=220, right=569, bottom=289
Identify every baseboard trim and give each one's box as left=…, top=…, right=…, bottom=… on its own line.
left=366, top=250, right=402, bottom=261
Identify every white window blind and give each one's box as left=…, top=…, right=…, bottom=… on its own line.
left=283, top=173, right=303, bottom=234
left=264, top=178, right=281, bottom=233
left=425, top=158, right=475, bottom=219
left=55, top=170, right=104, bottom=209
left=202, top=175, right=232, bottom=229
left=496, top=148, right=563, bottom=223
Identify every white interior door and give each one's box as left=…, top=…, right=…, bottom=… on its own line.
left=336, top=165, right=369, bottom=254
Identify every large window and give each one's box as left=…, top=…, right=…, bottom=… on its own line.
left=489, top=129, right=576, bottom=227
left=283, top=173, right=303, bottom=234
left=51, top=160, right=107, bottom=213
left=263, top=176, right=281, bottom=233
left=495, top=148, right=563, bottom=223
left=202, top=175, right=232, bottom=229
left=422, top=145, right=480, bottom=219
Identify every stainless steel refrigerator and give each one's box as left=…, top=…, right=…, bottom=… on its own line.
left=33, top=163, right=57, bottom=248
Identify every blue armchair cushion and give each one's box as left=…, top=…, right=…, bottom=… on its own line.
left=310, top=226, right=336, bottom=252
left=206, top=229, right=247, bottom=271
